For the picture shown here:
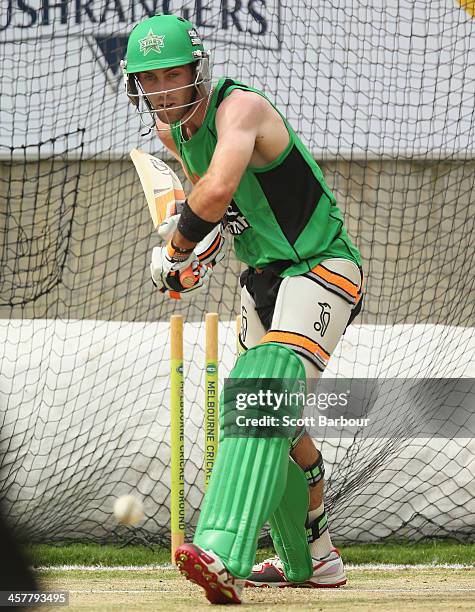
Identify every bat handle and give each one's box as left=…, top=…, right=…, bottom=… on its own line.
left=179, top=265, right=198, bottom=289
left=168, top=265, right=200, bottom=299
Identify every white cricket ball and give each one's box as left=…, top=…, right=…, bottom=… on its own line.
left=113, top=495, right=144, bottom=526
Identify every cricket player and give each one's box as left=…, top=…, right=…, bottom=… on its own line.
left=123, top=14, right=364, bottom=605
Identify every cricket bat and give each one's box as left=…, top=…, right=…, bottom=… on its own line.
left=130, top=148, right=196, bottom=289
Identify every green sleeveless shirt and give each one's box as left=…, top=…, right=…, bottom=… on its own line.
left=170, top=78, right=361, bottom=276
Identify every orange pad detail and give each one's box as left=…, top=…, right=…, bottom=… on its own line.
left=311, top=264, right=360, bottom=301
left=260, top=331, right=330, bottom=362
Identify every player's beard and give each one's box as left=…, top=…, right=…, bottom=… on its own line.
left=155, top=105, right=186, bottom=125
left=153, top=88, right=196, bottom=125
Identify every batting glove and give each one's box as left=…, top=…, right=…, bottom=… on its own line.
left=156, top=214, right=180, bottom=246
left=150, top=242, right=211, bottom=297
left=159, top=263, right=213, bottom=300
left=195, top=224, right=227, bottom=267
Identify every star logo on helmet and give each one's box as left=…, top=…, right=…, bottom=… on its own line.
left=138, top=30, right=165, bottom=56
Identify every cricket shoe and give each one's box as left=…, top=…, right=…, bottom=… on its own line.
left=175, top=543, right=244, bottom=604
left=245, top=547, right=346, bottom=588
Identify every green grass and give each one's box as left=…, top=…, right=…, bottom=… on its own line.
left=26, top=540, right=475, bottom=567
left=335, top=541, right=475, bottom=565
left=28, top=543, right=169, bottom=567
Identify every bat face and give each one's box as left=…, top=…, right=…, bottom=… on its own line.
left=130, top=148, right=185, bottom=227
left=131, top=148, right=196, bottom=296
left=148, top=157, right=169, bottom=174
left=149, top=157, right=175, bottom=200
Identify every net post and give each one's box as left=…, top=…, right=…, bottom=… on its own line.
left=170, top=314, right=185, bottom=563
left=204, top=313, right=219, bottom=491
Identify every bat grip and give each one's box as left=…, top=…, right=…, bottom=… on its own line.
left=179, top=265, right=197, bottom=289
left=167, top=264, right=200, bottom=299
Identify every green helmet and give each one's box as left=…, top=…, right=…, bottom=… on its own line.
left=121, top=14, right=211, bottom=129
left=124, top=14, right=207, bottom=74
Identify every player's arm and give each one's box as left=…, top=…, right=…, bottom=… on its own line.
left=172, top=91, right=264, bottom=251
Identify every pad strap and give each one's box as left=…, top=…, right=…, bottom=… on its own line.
left=303, top=452, right=325, bottom=488
left=306, top=509, right=328, bottom=543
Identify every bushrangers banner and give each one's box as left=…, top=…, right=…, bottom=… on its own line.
left=1, top=1, right=474, bottom=158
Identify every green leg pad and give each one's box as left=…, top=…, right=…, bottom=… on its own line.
left=269, top=458, right=313, bottom=582
left=194, top=343, right=305, bottom=579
